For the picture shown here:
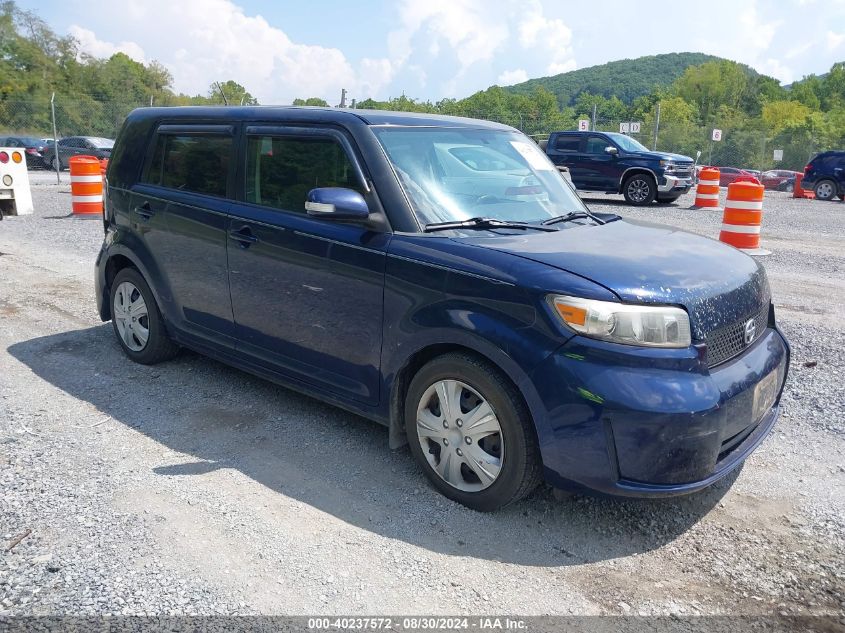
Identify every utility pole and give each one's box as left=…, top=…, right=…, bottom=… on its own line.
left=50, top=92, right=60, bottom=184
left=591, top=104, right=597, bottom=131
left=215, top=81, right=229, bottom=105
left=338, top=88, right=348, bottom=108
left=652, top=102, right=660, bottom=151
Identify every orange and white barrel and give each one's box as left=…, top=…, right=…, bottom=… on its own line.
left=692, top=167, right=720, bottom=208
left=69, top=155, right=103, bottom=216
left=719, top=180, right=769, bottom=255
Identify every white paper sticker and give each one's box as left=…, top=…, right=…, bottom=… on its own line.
left=510, top=141, right=554, bottom=171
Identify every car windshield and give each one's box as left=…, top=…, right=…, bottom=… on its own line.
left=88, top=137, right=114, bottom=149
left=372, top=126, right=588, bottom=226
left=604, top=132, right=650, bottom=153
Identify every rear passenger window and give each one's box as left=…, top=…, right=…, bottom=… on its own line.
left=144, top=134, right=232, bottom=198
left=246, top=135, right=361, bottom=213
left=554, top=137, right=580, bottom=152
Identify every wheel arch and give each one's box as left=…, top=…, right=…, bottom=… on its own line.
left=387, top=340, right=547, bottom=462
left=618, top=167, right=657, bottom=193
left=99, top=246, right=168, bottom=322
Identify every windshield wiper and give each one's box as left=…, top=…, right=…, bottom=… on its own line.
left=424, top=217, right=559, bottom=233
left=541, top=210, right=609, bottom=226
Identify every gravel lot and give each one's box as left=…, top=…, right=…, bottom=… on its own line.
left=1, top=172, right=843, bottom=619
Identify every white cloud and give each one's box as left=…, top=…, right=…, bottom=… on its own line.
left=497, top=69, right=529, bottom=85
left=69, top=25, right=146, bottom=63
left=69, top=0, right=381, bottom=104
left=827, top=31, right=845, bottom=51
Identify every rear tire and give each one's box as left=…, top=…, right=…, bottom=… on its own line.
left=814, top=179, right=837, bottom=201
left=405, top=353, right=541, bottom=511
left=109, top=268, right=179, bottom=365
left=50, top=156, right=63, bottom=171
left=622, top=174, right=656, bottom=206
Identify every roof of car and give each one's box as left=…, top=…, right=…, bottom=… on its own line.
left=123, top=106, right=515, bottom=131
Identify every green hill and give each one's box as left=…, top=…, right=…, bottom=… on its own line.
left=506, top=52, right=731, bottom=106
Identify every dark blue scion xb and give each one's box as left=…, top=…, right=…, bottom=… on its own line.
left=95, top=107, right=790, bottom=511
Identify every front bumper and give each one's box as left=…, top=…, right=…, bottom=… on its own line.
left=658, top=174, right=693, bottom=193
left=530, top=326, right=789, bottom=497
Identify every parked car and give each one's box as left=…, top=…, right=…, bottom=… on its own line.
left=543, top=130, right=694, bottom=205
left=95, top=106, right=790, bottom=511
left=716, top=166, right=756, bottom=187
left=761, top=170, right=800, bottom=192
left=42, top=136, right=114, bottom=171
left=0, top=135, right=49, bottom=168
left=801, top=150, right=845, bottom=201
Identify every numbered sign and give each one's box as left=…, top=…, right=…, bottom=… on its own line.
left=712, top=129, right=723, bottom=142
left=630, top=122, right=641, bottom=134
left=578, top=119, right=590, bottom=131
left=773, top=149, right=783, bottom=162
left=619, top=122, right=630, bottom=133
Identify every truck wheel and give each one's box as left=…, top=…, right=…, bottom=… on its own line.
left=813, top=180, right=837, bottom=201
left=623, top=174, right=656, bottom=205
left=405, top=352, right=542, bottom=512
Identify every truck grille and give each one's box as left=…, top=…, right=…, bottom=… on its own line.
left=705, top=301, right=770, bottom=367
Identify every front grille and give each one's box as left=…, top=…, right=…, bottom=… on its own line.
left=671, top=164, right=694, bottom=176
left=705, top=301, right=770, bottom=367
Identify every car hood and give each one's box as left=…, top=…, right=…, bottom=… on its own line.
left=456, top=219, right=769, bottom=339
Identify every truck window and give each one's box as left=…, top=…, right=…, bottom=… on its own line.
left=143, top=134, right=232, bottom=198
left=245, top=135, right=361, bottom=213
left=584, top=136, right=609, bottom=154
left=553, top=137, right=580, bottom=152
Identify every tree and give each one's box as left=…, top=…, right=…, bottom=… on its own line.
left=673, top=60, right=749, bottom=126
left=761, top=100, right=812, bottom=136
left=292, top=97, right=329, bottom=106
left=208, top=80, right=258, bottom=105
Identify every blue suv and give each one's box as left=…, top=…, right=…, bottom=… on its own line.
left=96, top=107, right=789, bottom=511
left=544, top=130, right=695, bottom=205
left=801, top=150, right=845, bottom=201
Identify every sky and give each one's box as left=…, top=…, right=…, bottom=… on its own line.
left=16, top=0, right=845, bottom=105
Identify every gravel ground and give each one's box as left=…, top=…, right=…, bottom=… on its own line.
left=1, top=174, right=843, bottom=619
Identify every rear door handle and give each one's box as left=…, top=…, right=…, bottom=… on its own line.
left=228, top=226, right=259, bottom=248
left=135, top=202, right=154, bottom=220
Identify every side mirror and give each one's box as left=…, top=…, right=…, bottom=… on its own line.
left=305, top=187, right=369, bottom=220
left=605, top=146, right=618, bottom=155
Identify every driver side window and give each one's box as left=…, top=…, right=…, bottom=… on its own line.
left=585, top=136, right=610, bottom=154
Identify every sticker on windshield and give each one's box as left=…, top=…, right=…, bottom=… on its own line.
left=509, top=141, right=555, bottom=171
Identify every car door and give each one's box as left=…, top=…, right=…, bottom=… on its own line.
left=548, top=135, right=585, bottom=186
left=227, top=125, right=388, bottom=405
left=579, top=135, right=617, bottom=190
left=129, top=124, right=236, bottom=345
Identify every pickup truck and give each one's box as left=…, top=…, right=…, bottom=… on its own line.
left=543, top=130, right=695, bottom=205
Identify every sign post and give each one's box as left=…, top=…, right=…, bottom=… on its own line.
left=709, top=128, right=722, bottom=165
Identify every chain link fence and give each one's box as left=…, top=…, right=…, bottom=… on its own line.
left=1, top=98, right=834, bottom=174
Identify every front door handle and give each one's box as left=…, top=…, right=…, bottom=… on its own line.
left=135, top=202, right=154, bottom=220
left=228, top=226, right=259, bottom=248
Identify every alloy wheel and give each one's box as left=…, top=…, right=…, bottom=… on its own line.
left=415, top=379, right=504, bottom=492
left=626, top=178, right=651, bottom=203
left=113, top=281, right=149, bottom=352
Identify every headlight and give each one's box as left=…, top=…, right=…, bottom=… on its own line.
left=549, top=295, right=691, bottom=348
left=660, top=160, right=676, bottom=170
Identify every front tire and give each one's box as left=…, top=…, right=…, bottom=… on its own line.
left=814, top=179, right=837, bottom=201
left=109, top=268, right=179, bottom=365
left=622, top=174, right=656, bottom=206
left=405, top=353, right=541, bottom=511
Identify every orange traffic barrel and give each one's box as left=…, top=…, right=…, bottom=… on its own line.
left=793, top=173, right=815, bottom=199
left=99, top=158, right=109, bottom=178
left=719, top=180, right=769, bottom=255
left=692, top=167, right=720, bottom=208
left=69, top=155, right=103, bottom=216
